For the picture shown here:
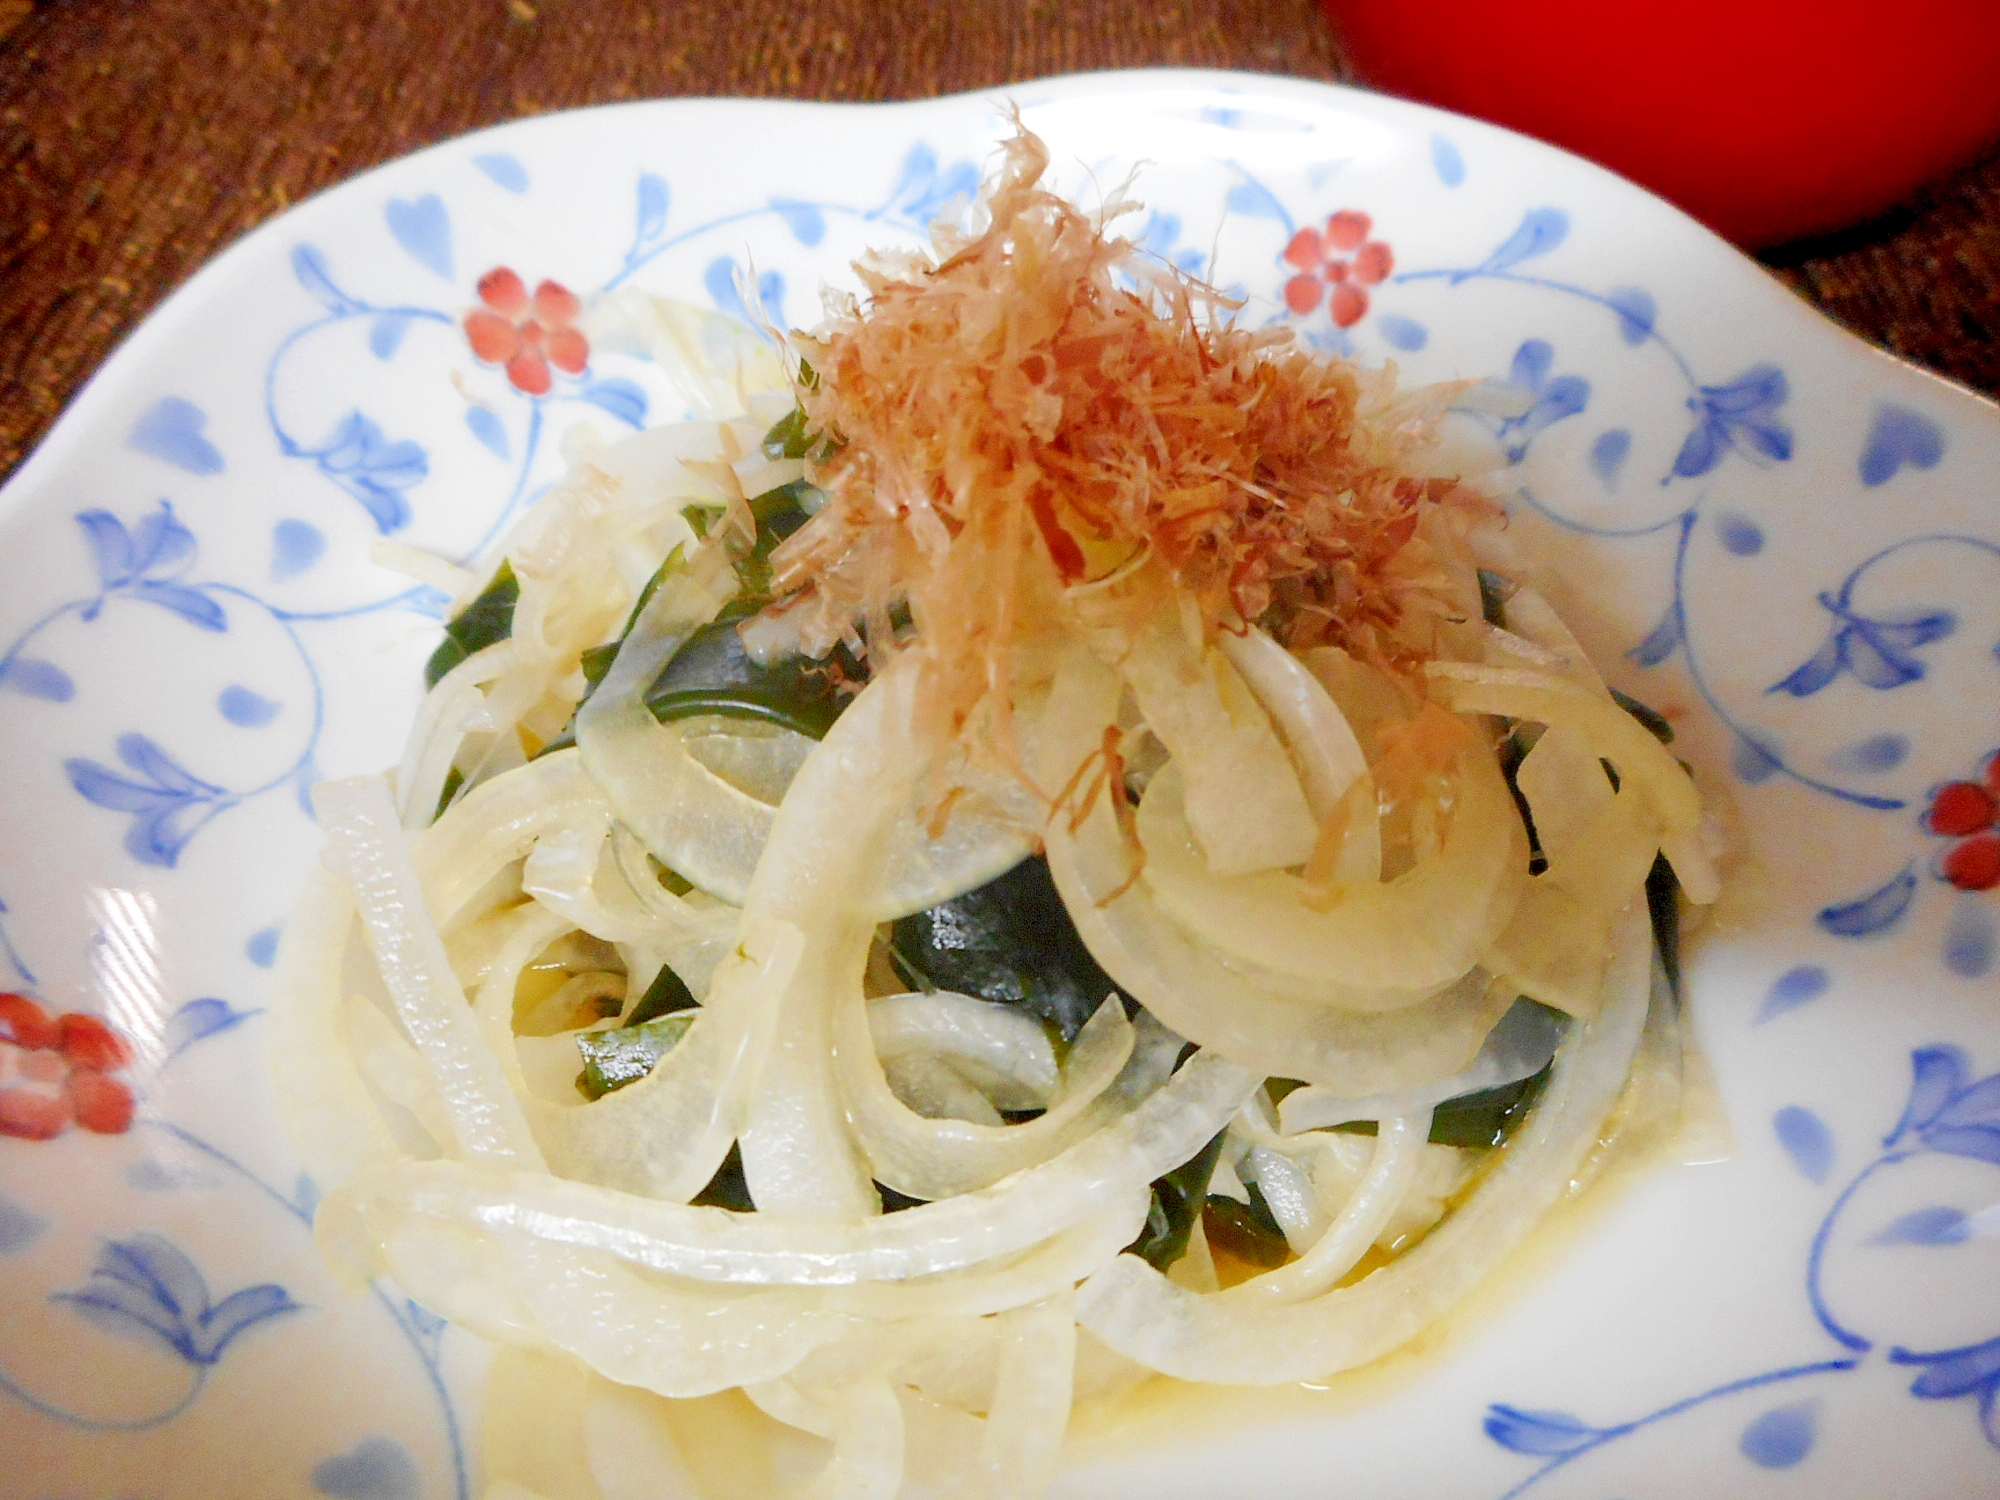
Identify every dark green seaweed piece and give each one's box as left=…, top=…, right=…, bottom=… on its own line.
left=626, top=962, right=700, bottom=1027
left=1127, top=1129, right=1228, bottom=1271
left=1335, top=1062, right=1553, bottom=1150
left=1612, top=687, right=1675, bottom=745
left=425, top=561, right=519, bottom=688
left=1477, top=567, right=1516, bottom=628
left=1647, top=852, right=1683, bottom=1005
left=889, top=855, right=1133, bottom=1045
left=693, top=1143, right=756, bottom=1212
left=575, top=1012, right=695, bottom=1101
left=432, top=765, right=465, bottom=824
left=1203, top=1179, right=1291, bottom=1269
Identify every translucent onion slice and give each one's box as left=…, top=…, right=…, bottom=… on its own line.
left=977, top=1294, right=1076, bottom=1500
left=1215, top=627, right=1368, bottom=822
left=836, top=993, right=1138, bottom=1200
left=1279, top=999, right=1568, bottom=1131
left=1039, top=647, right=1514, bottom=1090
left=1426, top=662, right=1718, bottom=904
left=867, top=992, right=1060, bottom=1110
left=1093, top=584, right=1317, bottom=876
left=314, top=775, right=546, bottom=1169
left=1071, top=908, right=1654, bottom=1384
left=1135, top=746, right=1527, bottom=992
left=576, top=541, right=769, bottom=904
left=316, top=1047, right=1246, bottom=1287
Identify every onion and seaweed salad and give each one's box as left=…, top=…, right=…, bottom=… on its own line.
left=273, top=126, right=1718, bottom=1500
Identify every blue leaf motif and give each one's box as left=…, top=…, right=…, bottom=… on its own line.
left=1827, top=733, right=1908, bottom=774
left=771, top=198, right=827, bottom=247
left=1629, top=604, right=1681, bottom=668
left=1429, top=134, right=1465, bottom=187
left=1922, top=1124, right=2000, bottom=1167
left=0, top=657, right=75, bottom=701
left=473, top=152, right=529, bottom=193
left=0, top=1191, right=50, bottom=1256
left=1452, top=206, right=1568, bottom=283
left=1375, top=314, right=1427, bottom=352
left=1859, top=404, right=1946, bottom=488
left=1483, top=1405, right=1602, bottom=1456
left=1818, top=866, right=1916, bottom=938
left=1868, top=1206, right=1971, bottom=1246
left=1225, top=178, right=1292, bottom=227
left=65, top=732, right=230, bottom=868
left=1462, top=338, right=1591, bottom=463
left=368, top=312, right=413, bottom=360
left=291, top=244, right=361, bottom=313
left=635, top=173, right=670, bottom=247
left=1772, top=578, right=1957, bottom=698
left=1946, top=899, right=1996, bottom=979
left=384, top=194, right=453, bottom=280
left=1755, top=964, right=1830, bottom=1024
left=1588, top=428, right=1631, bottom=488
left=247, top=926, right=281, bottom=967
left=578, top=377, right=648, bottom=428
left=1889, top=1045, right=1970, bottom=1145
left=131, top=580, right=227, bottom=631
left=1733, top=731, right=1782, bottom=784
left=1739, top=1400, right=1817, bottom=1468
left=1606, top=286, right=1656, bottom=345
left=163, top=997, right=256, bottom=1059
left=307, top=412, right=428, bottom=533
left=313, top=1435, right=422, bottom=1500
left=272, top=518, right=325, bottom=580
left=218, top=685, right=280, bottom=727
left=1891, top=1336, right=2000, bottom=1447
left=1774, top=1104, right=1835, bottom=1184
left=1671, top=364, right=1792, bottom=480
left=52, top=1233, right=299, bottom=1366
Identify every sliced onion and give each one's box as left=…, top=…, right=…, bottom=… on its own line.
left=1039, top=646, right=1514, bottom=1090
left=1071, top=908, right=1654, bottom=1384
left=867, top=992, right=1059, bottom=1110
left=1279, top=998, right=1568, bottom=1131
left=1216, top=627, right=1367, bottom=822
left=1135, top=746, right=1526, bottom=992
left=314, top=775, right=546, bottom=1169
left=315, top=1047, right=1246, bottom=1288
left=977, top=1294, right=1076, bottom=1500
left=836, top=993, right=1139, bottom=1200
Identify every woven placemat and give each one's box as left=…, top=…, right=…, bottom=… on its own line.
left=1, top=0, right=1992, bottom=482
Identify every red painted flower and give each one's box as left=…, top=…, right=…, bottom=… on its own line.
left=1282, top=210, right=1394, bottom=330
left=0, top=993, right=137, bottom=1141
left=1925, top=752, right=2000, bottom=892
left=464, top=267, right=588, bottom=396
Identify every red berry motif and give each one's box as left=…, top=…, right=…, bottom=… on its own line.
left=0, top=995, right=139, bottom=1142
left=464, top=266, right=589, bottom=395
left=1282, top=211, right=1394, bottom=330
left=70, top=1072, right=137, bottom=1135
left=1925, top=754, right=2000, bottom=896
left=0, top=992, right=60, bottom=1051
left=1944, top=834, right=2000, bottom=893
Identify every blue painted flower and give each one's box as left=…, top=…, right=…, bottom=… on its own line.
left=1883, top=1044, right=2000, bottom=1162
left=64, top=732, right=232, bottom=868
left=1464, top=339, right=1590, bottom=464
left=879, top=142, right=980, bottom=226
left=304, top=412, right=429, bottom=533
left=1891, top=1336, right=2000, bottom=1447
left=75, top=505, right=224, bottom=631
left=1769, top=576, right=1954, bottom=698
left=51, top=1233, right=299, bottom=1367
left=1670, top=363, right=1792, bottom=480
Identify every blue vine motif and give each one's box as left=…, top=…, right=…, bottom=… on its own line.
left=1482, top=1046, right=2000, bottom=1495
left=1669, top=364, right=1793, bottom=480
left=13, top=504, right=328, bottom=868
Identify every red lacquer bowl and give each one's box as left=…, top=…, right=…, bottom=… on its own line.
left=1321, top=0, right=2000, bottom=247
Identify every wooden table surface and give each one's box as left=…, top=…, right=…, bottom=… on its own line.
left=3, top=0, right=1996, bottom=486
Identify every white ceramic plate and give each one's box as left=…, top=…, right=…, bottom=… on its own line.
left=5, top=70, right=2000, bottom=1500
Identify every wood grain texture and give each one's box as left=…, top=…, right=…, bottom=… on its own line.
left=0, top=0, right=1993, bottom=483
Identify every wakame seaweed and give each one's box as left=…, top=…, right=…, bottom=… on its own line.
left=425, top=560, right=519, bottom=688
left=1203, top=1179, right=1292, bottom=1269
left=888, top=855, right=1132, bottom=1045
left=1127, top=1128, right=1228, bottom=1271
left=1334, top=1058, right=1553, bottom=1149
